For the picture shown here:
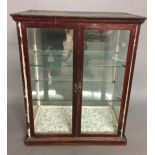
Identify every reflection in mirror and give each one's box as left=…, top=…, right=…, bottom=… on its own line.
left=81, top=29, right=130, bottom=133
left=27, top=28, right=73, bottom=133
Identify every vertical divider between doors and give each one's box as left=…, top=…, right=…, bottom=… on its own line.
left=78, top=25, right=85, bottom=136
left=72, top=25, right=80, bottom=136
left=72, top=24, right=85, bottom=136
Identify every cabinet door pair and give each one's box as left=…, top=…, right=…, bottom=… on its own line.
left=22, top=23, right=135, bottom=137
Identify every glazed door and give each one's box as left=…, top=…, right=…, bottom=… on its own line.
left=80, top=25, right=131, bottom=135
left=26, top=26, right=77, bottom=135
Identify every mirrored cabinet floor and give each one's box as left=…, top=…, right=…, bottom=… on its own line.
left=11, top=10, right=146, bottom=145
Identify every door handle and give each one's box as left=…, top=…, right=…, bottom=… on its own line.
left=74, top=82, right=81, bottom=92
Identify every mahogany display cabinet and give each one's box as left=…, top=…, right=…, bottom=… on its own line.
left=11, top=10, right=146, bottom=146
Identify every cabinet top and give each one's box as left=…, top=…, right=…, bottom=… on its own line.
left=11, top=10, right=146, bottom=23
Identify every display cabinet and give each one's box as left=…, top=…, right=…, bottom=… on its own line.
left=11, top=10, right=146, bottom=145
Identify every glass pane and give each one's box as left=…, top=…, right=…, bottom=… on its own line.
left=81, top=29, right=130, bottom=133
left=27, top=28, right=73, bottom=133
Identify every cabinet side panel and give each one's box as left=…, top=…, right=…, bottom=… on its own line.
left=118, top=24, right=141, bottom=136
left=16, top=22, right=32, bottom=137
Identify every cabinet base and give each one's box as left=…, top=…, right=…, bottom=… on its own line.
left=25, top=135, right=127, bottom=146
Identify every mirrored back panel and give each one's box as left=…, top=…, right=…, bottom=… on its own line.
left=81, top=29, right=130, bottom=134
left=27, top=28, right=73, bottom=134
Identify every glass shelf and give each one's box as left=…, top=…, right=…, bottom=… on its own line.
left=32, top=99, right=120, bottom=102
left=29, top=49, right=126, bottom=62
left=32, top=99, right=72, bottom=101
left=29, top=49, right=72, bottom=55
left=32, top=79, right=72, bottom=82
left=30, top=63, right=125, bottom=68
left=30, top=64, right=73, bottom=68
left=31, top=79, right=120, bottom=82
left=83, top=64, right=126, bottom=67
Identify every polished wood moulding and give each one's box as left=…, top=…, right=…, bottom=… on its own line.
left=25, top=135, right=127, bottom=146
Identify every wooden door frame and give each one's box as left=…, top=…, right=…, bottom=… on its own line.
left=17, top=21, right=80, bottom=138
left=77, top=23, right=140, bottom=137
